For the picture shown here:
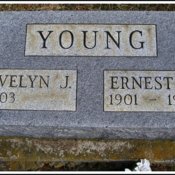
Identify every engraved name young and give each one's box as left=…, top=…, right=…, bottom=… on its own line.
left=25, top=24, right=157, bottom=56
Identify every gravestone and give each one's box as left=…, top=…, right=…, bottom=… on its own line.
left=0, top=11, right=175, bottom=139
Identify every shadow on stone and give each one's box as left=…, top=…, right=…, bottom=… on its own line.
left=38, top=161, right=138, bottom=171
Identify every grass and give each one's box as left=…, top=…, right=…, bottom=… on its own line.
left=0, top=4, right=174, bottom=11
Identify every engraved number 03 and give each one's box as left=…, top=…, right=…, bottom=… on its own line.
left=0, top=92, right=15, bottom=103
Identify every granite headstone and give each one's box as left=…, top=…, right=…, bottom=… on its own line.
left=0, top=11, right=174, bottom=139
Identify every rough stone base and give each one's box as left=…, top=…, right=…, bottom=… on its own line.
left=0, top=136, right=174, bottom=170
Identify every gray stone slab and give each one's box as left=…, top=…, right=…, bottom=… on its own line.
left=0, top=11, right=175, bottom=139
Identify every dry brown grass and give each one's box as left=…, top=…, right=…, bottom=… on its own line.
left=0, top=4, right=174, bottom=11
